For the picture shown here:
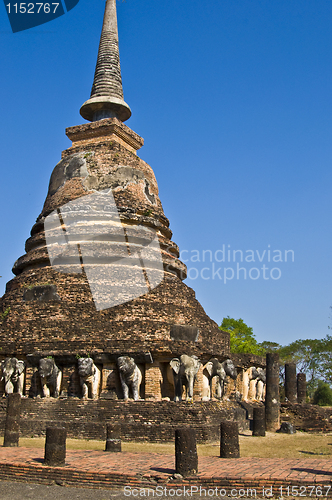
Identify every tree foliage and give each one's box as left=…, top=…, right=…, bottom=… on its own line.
left=220, top=317, right=332, bottom=400
left=220, top=317, right=265, bottom=355
left=313, top=380, right=332, bottom=406
left=277, top=337, right=332, bottom=399
left=260, top=341, right=281, bottom=353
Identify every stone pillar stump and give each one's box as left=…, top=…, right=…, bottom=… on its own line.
left=220, top=421, right=240, bottom=458
left=105, top=423, right=121, bottom=452
left=44, top=427, right=66, bottom=466
left=175, top=428, right=198, bottom=477
left=3, top=393, right=21, bottom=447
left=252, top=407, right=266, bottom=437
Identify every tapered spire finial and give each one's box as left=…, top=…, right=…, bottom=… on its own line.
left=80, top=0, right=131, bottom=122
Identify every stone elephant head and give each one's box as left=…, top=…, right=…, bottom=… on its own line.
left=203, top=358, right=237, bottom=400
left=78, top=358, right=94, bottom=378
left=169, top=354, right=201, bottom=402
left=39, top=358, right=54, bottom=378
left=223, top=359, right=237, bottom=380
left=117, top=356, right=142, bottom=401
left=78, top=357, right=100, bottom=400
left=252, top=367, right=266, bottom=383
left=1, top=357, right=25, bottom=395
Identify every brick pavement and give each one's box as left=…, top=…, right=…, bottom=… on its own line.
left=0, top=447, right=332, bottom=495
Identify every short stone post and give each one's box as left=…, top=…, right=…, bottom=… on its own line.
left=265, top=353, right=280, bottom=431
left=252, top=407, right=265, bottom=437
left=105, top=423, right=121, bottom=452
left=297, top=373, right=306, bottom=404
left=220, top=421, right=240, bottom=458
left=3, top=393, right=21, bottom=447
left=175, top=428, right=198, bottom=477
left=44, top=427, right=66, bottom=466
left=285, top=363, right=297, bottom=403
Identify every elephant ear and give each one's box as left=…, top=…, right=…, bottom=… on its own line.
left=170, top=358, right=181, bottom=374
left=258, top=368, right=266, bottom=383
left=3, top=359, right=15, bottom=377
left=204, top=361, right=214, bottom=377
left=17, top=361, right=25, bottom=375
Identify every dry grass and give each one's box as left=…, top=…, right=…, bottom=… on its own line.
left=234, top=431, right=332, bottom=459
left=18, top=432, right=332, bottom=459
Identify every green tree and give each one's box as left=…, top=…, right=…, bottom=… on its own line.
left=260, top=341, right=281, bottom=352
left=278, top=339, right=321, bottom=375
left=312, top=380, right=332, bottom=406
left=277, top=337, right=332, bottom=400
left=220, top=316, right=332, bottom=401
left=220, top=317, right=265, bottom=355
left=314, top=334, right=332, bottom=383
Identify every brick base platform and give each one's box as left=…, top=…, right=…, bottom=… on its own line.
left=0, top=399, right=248, bottom=442
left=0, top=447, right=332, bottom=495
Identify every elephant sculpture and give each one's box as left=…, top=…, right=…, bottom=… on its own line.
left=243, top=366, right=266, bottom=401
left=202, top=358, right=237, bottom=401
left=253, top=367, right=266, bottom=401
left=1, top=357, right=25, bottom=396
left=117, top=356, right=142, bottom=401
left=168, top=354, right=201, bottom=402
left=78, top=357, right=101, bottom=400
left=38, top=358, right=62, bottom=398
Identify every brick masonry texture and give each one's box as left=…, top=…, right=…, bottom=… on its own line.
left=0, top=400, right=247, bottom=443
left=0, top=447, right=332, bottom=494
left=280, top=402, right=332, bottom=432
left=0, top=118, right=229, bottom=364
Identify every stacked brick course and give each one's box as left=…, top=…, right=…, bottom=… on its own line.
left=0, top=399, right=246, bottom=442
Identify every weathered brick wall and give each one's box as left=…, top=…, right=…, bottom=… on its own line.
left=0, top=399, right=247, bottom=443
left=280, top=402, right=332, bottom=432
left=145, top=362, right=162, bottom=400
left=0, top=270, right=229, bottom=358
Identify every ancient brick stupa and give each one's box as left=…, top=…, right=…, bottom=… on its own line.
left=0, top=0, right=229, bottom=401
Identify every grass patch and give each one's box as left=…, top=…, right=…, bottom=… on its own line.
left=18, top=432, right=332, bottom=459
left=238, top=431, right=332, bottom=459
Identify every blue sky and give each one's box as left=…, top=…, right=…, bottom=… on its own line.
left=1, top=0, right=332, bottom=346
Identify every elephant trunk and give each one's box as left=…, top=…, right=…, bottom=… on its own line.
left=187, top=377, right=194, bottom=401
left=4, top=372, right=13, bottom=384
